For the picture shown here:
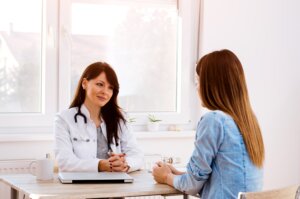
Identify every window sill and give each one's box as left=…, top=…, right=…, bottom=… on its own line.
left=134, top=131, right=195, bottom=139
left=0, top=131, right=195, bottom=142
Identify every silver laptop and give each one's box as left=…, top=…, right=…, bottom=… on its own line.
left=58, top=172, right=134, bottom=184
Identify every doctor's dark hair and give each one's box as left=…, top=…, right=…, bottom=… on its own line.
left=196, top=49, right=264, bottom=167
left=70, top=62, right=125, bottom=146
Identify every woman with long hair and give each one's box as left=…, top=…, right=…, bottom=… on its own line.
left=54, top=62, right=143, bottom=172
left=152, top=49, right=264, bottom=198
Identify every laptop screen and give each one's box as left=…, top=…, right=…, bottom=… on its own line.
left=58, top=172, right=134, bottom=184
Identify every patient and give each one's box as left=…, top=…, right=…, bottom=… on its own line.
left=152, top=49, right=264, bottom=199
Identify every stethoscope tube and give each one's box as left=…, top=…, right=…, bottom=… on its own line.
left=72, top=106, right=113, bottom=152
left=74, top=106, right=87, bottom=124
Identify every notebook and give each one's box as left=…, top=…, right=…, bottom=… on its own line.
left=58, top=172, right=134, bottom=184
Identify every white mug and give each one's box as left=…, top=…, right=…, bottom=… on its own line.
left=29, top=158, right=54, bottom=180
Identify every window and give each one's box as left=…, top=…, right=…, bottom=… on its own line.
left=0, top=0, right=57, bottom=130
left=60, top=0, right=198, bottom=124
left=0, top=0, right=199, bottom=131
left=70, top=1, right=178, bottom=113
left=0, top=0, right=42, bottom=113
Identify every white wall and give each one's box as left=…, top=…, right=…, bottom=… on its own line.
left=200, top=0, right=300, bottom=189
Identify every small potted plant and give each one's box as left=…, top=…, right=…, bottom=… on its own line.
left=128, top=117, right=136, bottom=123
left=147, top=114, right=162, bottom=132
left=127, top=116, right=136, bottom=130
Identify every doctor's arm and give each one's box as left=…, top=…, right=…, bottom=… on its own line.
left=119, top=122, right=144, bottom=172
left=54, top=114, right=100, bottom=172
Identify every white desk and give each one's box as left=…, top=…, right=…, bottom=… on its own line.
left=0, top=171, right=187, bottom=199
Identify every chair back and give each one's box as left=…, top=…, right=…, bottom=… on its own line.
left=238, top=185, right=300, bottom=199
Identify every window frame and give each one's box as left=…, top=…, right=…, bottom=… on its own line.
left=0, top=0, right=200, bottom=133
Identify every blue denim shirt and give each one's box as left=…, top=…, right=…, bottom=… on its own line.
left=173, top=111, right=263, bottom=199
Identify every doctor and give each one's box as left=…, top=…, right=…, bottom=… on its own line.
left=54, top=62, right=143, bottom=173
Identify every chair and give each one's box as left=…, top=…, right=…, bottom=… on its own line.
left=238, top=185, right=300, bottom=199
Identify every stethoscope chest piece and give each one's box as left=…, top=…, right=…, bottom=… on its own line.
left=73, top=137, right=90, bottom=142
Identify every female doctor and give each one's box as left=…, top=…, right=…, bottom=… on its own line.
left=54, top=62, right=143, bottom=172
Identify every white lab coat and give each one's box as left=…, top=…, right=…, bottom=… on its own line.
left=54, top=104, right=144, bottom=172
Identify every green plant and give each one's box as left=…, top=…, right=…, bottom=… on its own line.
left=128, top=117, right=136, bottom=123
left=148, top=114, right=162, bottom=123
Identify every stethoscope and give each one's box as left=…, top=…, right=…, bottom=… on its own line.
left=72, top=106, right=113, bottom=153
left=73, top=106, right=89, bottom=142
left=74, top=106, right=87, bottom=124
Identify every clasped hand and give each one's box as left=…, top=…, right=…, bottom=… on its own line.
left=152, top=161, right=185, bottom=184
left=99, top=153, right=129, bottom=172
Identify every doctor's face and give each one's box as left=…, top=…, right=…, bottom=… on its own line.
left=82, top=72, right=113, bottom=108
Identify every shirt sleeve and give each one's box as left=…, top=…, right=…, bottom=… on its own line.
left=173, top=113, right=225, bottom=195
left=119, top=121, right=144, bottom=172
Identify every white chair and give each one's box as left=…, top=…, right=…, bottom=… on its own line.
left=238, top=185, right=300, bottom=199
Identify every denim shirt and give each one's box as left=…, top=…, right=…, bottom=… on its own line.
left=173, top=111, right=263, bottom=199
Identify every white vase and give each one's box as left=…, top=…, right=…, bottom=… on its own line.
left=147, top=122, right=160, bottom=132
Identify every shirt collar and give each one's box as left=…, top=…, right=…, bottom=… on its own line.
left=80, top=104, right=91, bottom=120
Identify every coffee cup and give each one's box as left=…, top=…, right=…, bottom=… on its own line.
left=29, top=158, right=54, bottom=180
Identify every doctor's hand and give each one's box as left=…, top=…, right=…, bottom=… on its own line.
left=98, top=159, right=112, bottom=172
left=108, top=153, right=130, bottom=172
left=108, top=153, right=129, bottom=172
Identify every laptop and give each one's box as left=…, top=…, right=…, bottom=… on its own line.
left=58, top=172, right=134, bottom=184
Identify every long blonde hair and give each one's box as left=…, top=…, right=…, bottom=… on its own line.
left=197, top=49, right=264, bottom=167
